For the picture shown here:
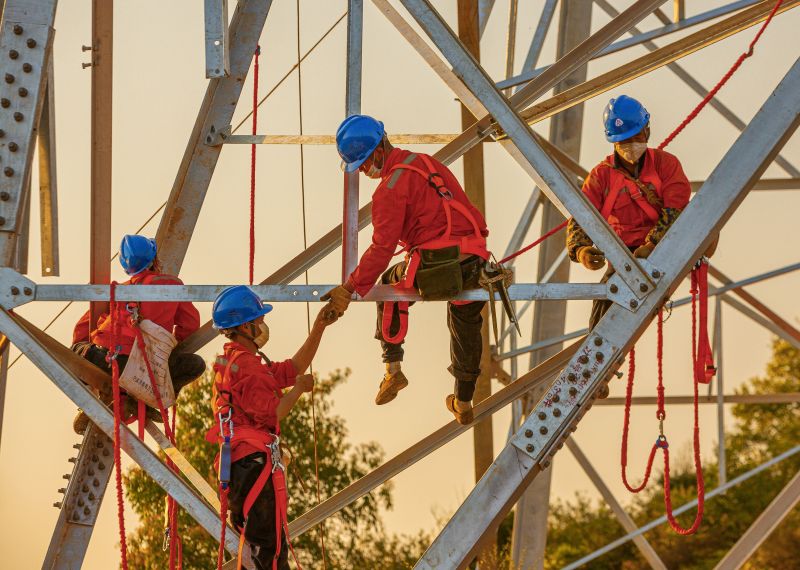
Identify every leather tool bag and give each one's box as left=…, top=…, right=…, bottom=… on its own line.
left=414, top=245, right=463, bottom=300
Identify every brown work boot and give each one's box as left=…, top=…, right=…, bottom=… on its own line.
left=73, top=409, right=91, bottom=435
left=446, top=394, right=474, bottom=425
left=375, top=364, right=408, bottom=405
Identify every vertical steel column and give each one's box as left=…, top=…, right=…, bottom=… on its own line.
left=713, top=296, right=726, bottom=485
left=456, top=2, right=495, bottom=564
left=673, top=0, right=685, bottom=23
left=205, top=0, right=230, bottom=78
left=342, top=0, right=362, bottom=280
left=0, top=338, right=8, bottom=448
left=511, top=3, right=591, bottom=568
left=89, top=0, right=112, bottom=326
left=504, top=0, right=518, bottom=87
left=38, top=53, right=59, bottom=277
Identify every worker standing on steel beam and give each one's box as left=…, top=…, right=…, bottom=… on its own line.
left=322, top=114, right=491, bottom=425
left=567, top=96, right=692, bottom=330
left=207, top=286, right=337, bottom=570
left=71, top=235, right=206, bottom=434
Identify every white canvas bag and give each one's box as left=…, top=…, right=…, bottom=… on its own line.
left=118, top=318, right=177, bottom=409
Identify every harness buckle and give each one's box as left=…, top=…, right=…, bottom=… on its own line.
left=268, top=436, right=285, bottom=474
left=126, top=302, right=141, bottom=325
left=427, top=173, right=453, bottom=200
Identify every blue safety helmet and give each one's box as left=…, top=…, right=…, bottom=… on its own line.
left=603, top=95, right=650, bottom=142
left=119, top=234, right=157, bottom=276
left=212, top=285, right=273, bottom=330
left=336, top=114, right=385, bottom=173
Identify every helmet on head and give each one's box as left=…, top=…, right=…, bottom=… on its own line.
left=119, top=234, right=157, bottom=276
left=603, top=95, right=650, bottom=142
left=336, top=114, right=385, bottom=173
left=212, top=285, right=273, bottom=330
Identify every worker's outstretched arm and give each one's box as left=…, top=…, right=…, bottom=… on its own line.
left=277, top=374, right=315, bottom=420
left=291, top=306, right=338, bottom=373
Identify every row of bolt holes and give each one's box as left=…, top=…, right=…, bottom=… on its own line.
left=522, top=337, right=608, bottom=454
left=0, top=25, right=40, bottom=182
left=53, top=440, right=110, bottom=517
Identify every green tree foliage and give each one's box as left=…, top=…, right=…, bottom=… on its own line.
left=124, top=367, right=428, bottom=569
left=538, top=338, right=800, bottom=570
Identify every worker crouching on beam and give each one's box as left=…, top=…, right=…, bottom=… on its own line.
left=207, top=286, right=337, bottom=569
left=322, top=114, right=491, bottom=425
left=71, top=234, right=206, bottom=434
left=567, top=95, right=695, bottom=332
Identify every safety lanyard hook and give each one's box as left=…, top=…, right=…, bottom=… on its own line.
left=126, top=302, right=141, bottom=325
left=218, top=408, right=233, bottom=438
left=268, top=436, right=284, bottom=474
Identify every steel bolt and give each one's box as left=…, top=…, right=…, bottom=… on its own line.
left=91, top=454, right=98, bottom=462
left=578, top=355, right=589, bottom=364
left=553, top=408, right=562, bottom=417
left=58, top=487, right=66, bottom=494
left=596, top=352, right=604, bottom=362
left=630, top=299, right=639, bottom=309
left=8, top=50, right=18, bottom=60
left=62, top=474, right=70, bottom=480
left=652, top=270, right=661, bottom=279
left=542, top=459, right=552, bottom=469
left=537, top=411, right=546, bottom=420
left=539, top=426, right=548, bottom=435
left=624, top=263, right=632, bottom=272
left=53, top=502, right=62, bottom=508
left=582, top=370, right=591, bottom=379
left=567, top=372, right=576, bottom=382
left=22, top=62, right=32, bottom=73
left=4, top=167, right=13, bottom=177
left=68, top=457, right=77, bottom=463
left=524, top=429, right=533, bottom=438
left=82, top=484, right=89, bottom=492
left=594, top=337, right=603, bottom=346
left=5, top=73, right=14, bottom=84
left=88, top=493, right=95, bottom=500
left=8, top=142, right=18, bottom=152
left=13, top=111, right=23, bottom=122
left=73, top=443, right=82, bottom=450
left=26, top=38, right=37, bottom=49
left=98, top=462, right=106, bottom=471
left=553, top=394, right=561, bottom=403
left=10, top=286, right=19, bottom=295
left=610, top=284, right=619, bottom=294
left=93, top=479, right=99, bottom=487
left=0, top=98, right=9, bottom=108
left=78, top=499, right=84, bottom=507
left=569, top=387, right=578, bottom=397
left=23, top=287, right=32, bottom=296
left=18, top=87, right=27, bottom=97
left=525, top=444, right=534, bottom=453
left=12, top=25, right=23, bottom=35
left=557, top=441, right=564, bottom=450
left=84, top=507, right=91, bottom=516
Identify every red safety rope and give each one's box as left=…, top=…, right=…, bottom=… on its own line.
left=659, top=0, right=784, bottom=150
left=498, top=220, right=568, bottom=265
left=249, top=45, right=261, bottom=286
left=109, top=282, right=129, bottom=570
left=217, top=486, right=230, bottom=569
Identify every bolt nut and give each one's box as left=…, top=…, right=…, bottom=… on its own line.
left=78, top=499, right=85, bottom=507
left=524, top=429, right=533, bottom=438
left=5, top=73, right=14, bottom=84
left=84, top=507, right=91, bottom=515
left=12, top=25, right=23, bottom=35
left=594, top=337, right=603, bottom=346
left=640, top=283, right=648, bottom=293
left=73, top=443, right=81, bottom=449
left=652, top=270, right=661, bottom=279
left=8, top=142, right=18, bottom=152
left=98, top=462, right=106, bottom=470
left=8, top=50, right=18, bottom=60
left=13, top=111, right=23, bottom=122
left=62, top=474, right=70, bottom=480
left=569, top=387, right=578, bottom=397
left=582, top=370, right=591, bottom=379
left=624, top=263, right=632, bottom=272
left=567, top=372, right=576, bottom=382
left=542, top=459, right=552, bottom=469
left=93, top=479, right=99, bottom=487
left=68, top=457, right=77, bottom=463
left=53, top=502, right=62, bottom=508
left=26, top=38, right=37, bottom=49
left=630, top=299, right=639, bottom=309
left=21, top=62, right=32, bottom=73
left=552, top=394, right=560, bottom=403
left=539, top=426, right=548, bottom=435
left=58, top=487, right=66, bottom=494
left=1, top=98, right=9, bottom=108
left=10, top=286, right=19, bottom=295
left=82, top=484, right=89, bottom=492
left=4, top=167, right=14, bottom=177
left=553, top=408, right=562, bottom=417
left=596, top=352, right=604, bottom=362
left=578, top=355, right=589, bottom=364
left=88, top=493, right=95, bottom=500
left=91, top=454, right=98, bottom=462
left=526, top=443, right=534, bottom=453
left=610, top=284, right=619, bottom=294
left=537, top=411, right=546, bottom=420
left=18, top=87, right=27, bottom=97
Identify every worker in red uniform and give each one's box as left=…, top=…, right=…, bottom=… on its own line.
left=71, top=234, right=205, bottom=434
left=567, top=95, right=692, bottom=330
left=322, top=114, right=490, bottom=425
left=207, top=285, right=337, bottom=570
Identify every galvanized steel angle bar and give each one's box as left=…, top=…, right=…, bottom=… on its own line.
left=415, top=55, right=800, bottom=569
left=205, top=0, right=230, bottom=78
left=397, top=0, right=658, bottom=299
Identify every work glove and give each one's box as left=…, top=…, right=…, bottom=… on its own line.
left=316, top=302, right=340, bottom=326
left=577, top=246, right=606, bottom=271
left=633, top=243, right=654, bottom=259
left=320, top=285, right=352, bottom=316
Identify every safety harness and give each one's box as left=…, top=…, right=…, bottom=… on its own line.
left=380, top=154, right=490, bottom=344
left=599, top=157, right=662, bottom=228
left=208, top=350, right=298, bottom=570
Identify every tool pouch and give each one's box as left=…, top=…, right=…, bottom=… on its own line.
left=415, top=245, right=463, bottom=300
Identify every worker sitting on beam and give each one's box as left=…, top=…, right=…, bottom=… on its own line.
left=322, top=114, right=491, bottom=425
left=207, top=285, right=338, bottom=569
left=566, top=95, right=693, bottom=331
left=71, top=234, right=206, bottom=434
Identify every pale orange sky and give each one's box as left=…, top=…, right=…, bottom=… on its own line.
left=1, top=1, right=799, bottom=568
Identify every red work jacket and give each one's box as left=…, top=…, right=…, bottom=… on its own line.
left=211, top=342, right=297, bottom=462
left=72, top=270, right=201, bottom=354
left=346, top=148, right=489, bottom=297
left=582, top=148, right=690, bottom=247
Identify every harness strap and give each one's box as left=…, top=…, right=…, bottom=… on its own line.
left=600, top=161, right=661, bottom=224
left=381, top=301, right=410, bottom=344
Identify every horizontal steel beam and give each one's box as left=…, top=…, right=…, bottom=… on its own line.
left=213, top=132, right=459, bottom=145
left=595, top=393, right=800, bottom=406
left=692, top=177, right=800, bottom=191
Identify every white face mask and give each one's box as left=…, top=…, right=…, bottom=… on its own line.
left=250, top=322, right=270, bottom=348
left=615, top=141, right=648, bottom=164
